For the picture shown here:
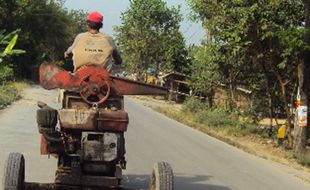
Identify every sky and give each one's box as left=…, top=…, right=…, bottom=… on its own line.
left=64, top=0, right=205, bottom=45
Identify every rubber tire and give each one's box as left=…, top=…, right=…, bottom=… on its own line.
left=3, top=152, right=25, bottom=190
left=36, top=108, right=57, bottom=127
left=149, top=162, right=174, bottom=190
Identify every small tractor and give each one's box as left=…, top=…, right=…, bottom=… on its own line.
left=3, top=63, right=174, bottom=190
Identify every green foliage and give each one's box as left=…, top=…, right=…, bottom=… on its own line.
left=114, top=0, right=189, bottom=76
left=277, top=27, right=309, bottom=68
left=0, top=30, right=25, bottom=62
left=243, top=94, right=269, bottom=123
left=294, top=153, right=310, bottom=167
left=182, top=97, right=257, bottom=135
left=4, top=32, right=18, bottom=54
left=182, top=97, right=207, bottom=112
left=188, top=0, right=305, bottom=123
left=0, top=30, right=25, bottom=83
left=0, top=0, right=87, bottom=78
left=195, top=108, right=236, bottom=128
left=0, top=65, right=14, bottom=83
left=0, top=83, right=23, bottom=108
left=188, top=43, right=220, bottom=101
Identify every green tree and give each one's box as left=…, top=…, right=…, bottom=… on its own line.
left=188, top=43, right=220, bottom=107
left=114, top=0, right=189, bottom=78
left=0, top=0, right=87, bottom=79
left=189, top=0, right=306, bottom=146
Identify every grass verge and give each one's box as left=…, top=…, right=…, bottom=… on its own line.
left=154, top=106, right=257, bottom=154
left=134, top=96, right=310, bottom=174
left=295, top=153, right=310, bottom=168
left=0, top=82, right=28, bottom=109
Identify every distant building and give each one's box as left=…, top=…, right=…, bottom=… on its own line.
left=161, top=72, right=190, bottom=102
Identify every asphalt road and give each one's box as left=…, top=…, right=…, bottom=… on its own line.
left=0, top=86, right=310, bottom=190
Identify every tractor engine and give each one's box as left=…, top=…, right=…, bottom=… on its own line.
left=36, top=64, right=129, bottom=187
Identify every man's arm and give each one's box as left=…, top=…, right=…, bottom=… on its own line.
left=64, top=33, right=84, bottom=57
left=106, top=35, right=122, bottom=65
left=112, top=49, right=122, bottom=65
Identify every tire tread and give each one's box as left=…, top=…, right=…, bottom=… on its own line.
left=150, top=161, right=174, bottom=190
left=3, top=152, right=25, bottom=190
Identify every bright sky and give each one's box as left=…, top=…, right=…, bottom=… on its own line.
left=64, top=0, right=205, bottom=45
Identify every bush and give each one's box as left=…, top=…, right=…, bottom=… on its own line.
left=182, top=97, right=207, bottom=112
left=0, top=64, right=14, bottom=84
left=242, top=95, right=269, bottom=123
left=294, top=153, right=310, bottom=167
left=181, top=97, right=259, bottom=135
left=230, top=122, right=258, bottom=135
left=195, top=108, right=237, bottom=127
left=0, top=83, right=23, bottom=108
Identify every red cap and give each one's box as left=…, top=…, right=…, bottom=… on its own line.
left=87, top=11, right=103, bottom=23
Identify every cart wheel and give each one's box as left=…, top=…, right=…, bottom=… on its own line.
left=3, top=152, right=25, bottom=190
left=149, top=162, right=174, bottom=190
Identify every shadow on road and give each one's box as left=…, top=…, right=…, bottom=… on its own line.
left=22, top=174, right=231, bottom=190
left=123, top=174, right=232, bottom=190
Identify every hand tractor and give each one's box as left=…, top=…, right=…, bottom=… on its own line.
left=3, top=63, right=174, bottom=190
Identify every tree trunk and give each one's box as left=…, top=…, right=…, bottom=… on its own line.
left=208, top=88, right=215, bottom=108
left=294, top=63, right=308, bottom=153
left=294, top=1, right=310, bottom=153
left=270, top=61, right=293, bottom=147
left=228, top=74, right=235, bottom=111
left=268, top=93, right=273, bottom=128
left=261, top=61, right=275, bottom=128
left=280, top=82, right=293, bottom=147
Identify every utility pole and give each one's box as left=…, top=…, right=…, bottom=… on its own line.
left=294, top=0, right=310, bottom=153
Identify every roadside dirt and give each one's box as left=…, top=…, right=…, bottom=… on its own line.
left=132, top=95, right=310, bottom=183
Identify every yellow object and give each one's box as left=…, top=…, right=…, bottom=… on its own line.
left=146, top=75, right=156, bottom=84
left=277, top=125, right=286, bottom=139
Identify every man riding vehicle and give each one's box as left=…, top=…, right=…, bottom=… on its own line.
left=64, top=11, right=122, bottom=72
left=58, top=11, right=122, bottom=102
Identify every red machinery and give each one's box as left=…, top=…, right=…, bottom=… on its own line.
left=3, top=63, right=174, bottom=190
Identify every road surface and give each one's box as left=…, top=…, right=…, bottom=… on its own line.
left=0, top=86, right=310, bottom=190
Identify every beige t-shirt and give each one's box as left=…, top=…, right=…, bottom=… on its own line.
left=66, top=32, right=117, bottom=71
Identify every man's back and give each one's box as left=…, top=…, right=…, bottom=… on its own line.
left=72, top=32, right=116, bottom=71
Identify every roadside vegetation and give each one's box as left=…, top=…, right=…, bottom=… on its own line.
left=116, top=0, right=310, bottom=164
left=133, top=96, right=310, bottom=169
left=187, top=0, right=308, bottom=152
left=295, top=153, right=310, bottom=167
left=0, top=82, right=28, bottom=109
left=0, top=0, right=86, bottom=108
left=186, top=0, right=309, bottom=162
